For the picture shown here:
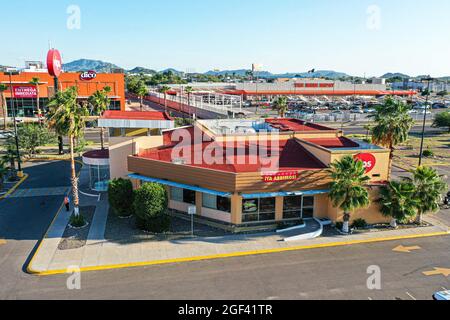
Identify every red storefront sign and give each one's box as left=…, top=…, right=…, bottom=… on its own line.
left=354, top=153, right=377, bottom=173
left=13, top=86, right=37, bottom=98
left=47, top=49, right=63, bottom=77
left=80, top=70, right=97, bottom=81
left=262, top=171, right=299, bottom=183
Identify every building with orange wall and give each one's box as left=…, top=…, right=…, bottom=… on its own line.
left=0, top=71, right=125, bottom=118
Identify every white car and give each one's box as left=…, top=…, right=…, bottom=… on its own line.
left=433, top=290, right=450, bottom=300
left=0, top=131, right=14, bottom=139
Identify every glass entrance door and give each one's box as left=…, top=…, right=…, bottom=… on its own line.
left=283, top=196, right=315, bottom=220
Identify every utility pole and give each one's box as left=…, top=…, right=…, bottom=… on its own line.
left=418, top=77, right=433, bottom=167
left=5, top=70, right=23, bottom=178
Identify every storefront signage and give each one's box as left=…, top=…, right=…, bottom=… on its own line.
left=354, top=153, right=376, bottom=173
left=13, top=86, right=37, bottom=98
left=46, top=49, right=63, bottom=77
left=262, top=171, right=299, bottom=183
left=80, top=70, right=97, bottom=81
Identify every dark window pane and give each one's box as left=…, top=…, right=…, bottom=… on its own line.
left=260, top=198, right=275, bottom=213
left=283, top=210, right=300, bottom=220
left=283, top=196, right=302, bottom=211
left=259, top=212, right=275, bottom=222
left=303, top=196, right=315, bottom=207
left=217, top=196, right=231, bottom=213
left=242, top=214, right=259, bottom=223
left=303, top=208, right=314, bottom=219
left=183, top=189, right=196, bottom=205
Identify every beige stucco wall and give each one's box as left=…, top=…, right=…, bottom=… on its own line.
left=109, top=136, right=163, bottom=180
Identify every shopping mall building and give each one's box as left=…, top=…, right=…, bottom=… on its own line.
left=0, top=70, right=125, bottom=118
left=100, top=112, right=391, bottom=230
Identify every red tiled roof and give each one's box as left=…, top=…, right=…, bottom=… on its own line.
left=265, top=118, right=336, bottom=132
left=138, top=127, right=326, bottom=173
left=303, top=137, right=360, bottom=148
left=102, top=111, right=172, bottom=121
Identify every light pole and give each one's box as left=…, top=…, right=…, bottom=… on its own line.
left=4, top=70, right=23, bottom=178
left=418, top=77, right=433, bottom=167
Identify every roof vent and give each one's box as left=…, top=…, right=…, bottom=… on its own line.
left=172, top=158, right=186, bottom=165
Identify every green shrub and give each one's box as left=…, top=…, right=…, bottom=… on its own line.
left=70, top=214, right=86, bottom=228
left=133, top=183, right=169, bottom=233
left=422, top=149, right=434, bottom=158
left=351, top=218, right=368, bottom=229
left=108, top=178, right=134, bottom=217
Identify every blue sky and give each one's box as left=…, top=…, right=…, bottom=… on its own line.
left=1, top=0, right=449, bottom=77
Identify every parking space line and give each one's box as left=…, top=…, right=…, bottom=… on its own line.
left=406, top=292, right=417, bottom=300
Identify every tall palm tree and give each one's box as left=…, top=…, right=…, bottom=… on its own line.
left=88, top=86, right=111, bottom=150
left=47, top=87, right=89, bottom=217
left=0, top=84, right=8, bottom=130
left=272, top=96, right=288, bottom=118
left=404, top=166, right=447, bottom=224
left=135, top=81, right=148, bottom=111
left=378, top=181, right=419, bottom=227
left=371, top=97, right=414, bottom=179
left=29, top=77, right=41, bottom=121
left=328, top=156, right=371, bottom=233
left=158, top=85, right=171, bottom=113
left=184, top=86, right=193, bottom=117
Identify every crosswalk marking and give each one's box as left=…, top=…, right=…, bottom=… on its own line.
left=9, top=187, right=70, bottom=198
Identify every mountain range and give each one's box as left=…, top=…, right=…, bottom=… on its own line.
left=55, top=59, right=449, bottom=80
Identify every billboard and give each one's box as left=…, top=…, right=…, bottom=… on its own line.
left=13, top=86, right=38, bottom=98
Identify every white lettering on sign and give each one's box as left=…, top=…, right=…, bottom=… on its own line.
left=80, top=71, right=97, bottom=81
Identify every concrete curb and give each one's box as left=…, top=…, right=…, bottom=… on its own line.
left=27, top=228, right=450, bottom=276
left=0, top=173, right=29, bottom=201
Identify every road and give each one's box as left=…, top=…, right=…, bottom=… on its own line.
left=1, top=161, right=449, bottom=300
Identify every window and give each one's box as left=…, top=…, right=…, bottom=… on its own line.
left=283, top=196, right=315, bottom=219
left=170, top=187, right=183, bottom=202
left=242, top=198, right=276, bottom=223
left=183, top=189, right=196, bottom=205
left=203, top=194, right=231, bottom=213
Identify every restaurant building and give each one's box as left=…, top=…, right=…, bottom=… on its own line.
left=0, top=71, right=125, bottom=118
left=102, top=114, right=392, bottom=230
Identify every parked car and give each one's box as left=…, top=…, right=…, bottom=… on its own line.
left=350, top=108, right=364, bottom=114
left=433, top=290, right=450, bottom=301
left=0, top=131, right=14, bottom=139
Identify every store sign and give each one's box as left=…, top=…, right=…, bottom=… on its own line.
left=80, top=70, right=97, bottom=81
left=354, top=153, right=377, bottom=173
left=262, top=171, right=299, bottom=183
left=13, top=86, right=37, bottom=98
left=46, top=49, right=63, bottom=77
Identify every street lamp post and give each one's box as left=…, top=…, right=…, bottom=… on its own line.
left=418, top=77, right=433, bottom=167
left=5, top=70, right=23, bottom=178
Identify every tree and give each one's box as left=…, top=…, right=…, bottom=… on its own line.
left=11, top=123, right=56, bottom=158
left=88, top=86, right=111, bottom=150
left=404, top=166, right=447, bottom=224
left=378, top=181, right=419, bottom=227
left=29, top=77, right=41, bottom=121
left=135, top=81, right=148, bottom=111
left=0, top=161, right=8, bottom=191
left=184, top=86, right=193, bottom=117
left=0, top=84, right=8, bottom=130
left=437, top=90, right=448, bottom=98
left=328, top=156, right=371, bottom=233
left=133, top=183, right=169, bottom=233
left=108, top=178, right=134, bottom=217
left=432, top=111, right=450, bottom=132
left=47, top=86, right=89, bottom=217
left=371, top=97, right=414, bottom=179
left=272, top=96, right=288, bottom=118
left=2, top=142, right=16, bottom=173
left=158, top=85, right=171, bottom=113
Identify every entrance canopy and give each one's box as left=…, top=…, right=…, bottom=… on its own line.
left=128, top=173, right=232, bottom=198
left=241, top=190, right=329, bottom=199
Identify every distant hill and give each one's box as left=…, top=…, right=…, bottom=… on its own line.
left=128, top=67, right=157, bottom=75
left=381, top=72, right=410, bottom=79
left=205, top=69, right=349, bottom=79
left=63, top=59, right=123, bottom=73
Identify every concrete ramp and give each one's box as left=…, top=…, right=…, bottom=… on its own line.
left=281, top=219, right=323, bottom=242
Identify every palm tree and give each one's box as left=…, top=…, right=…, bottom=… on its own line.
left=272, top=96, right=288, bottom=118
left=328, top=156, right=371, bottom=233
left=29, top=77, right=41, bottom=121
left=0, top=84, right=8, bottom=130
left=378, top=181, right=419, bottom=228
left=0, top=161, right=8, bottom=191
left=135, top=81, right=148, bottom=111
left=158, top=85, right=171, bottom=113
left=88, top=86, right=111, bottom=150
left=371, top=96, right=414, bottom=179
left=404, top=166, right=447, bottom=224
left=47, top=87, right=89, bottom=217
left=184, top=86, right=193, bottom=117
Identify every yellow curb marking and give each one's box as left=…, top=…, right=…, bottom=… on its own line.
left=0, top=174, right=29, bottom=201
left=392, top=245, right=421, bottom=253
left=423, top=268, right=450, bottom=277
left=0, top=239, right=6, bottom=245
left=27, top=230, right=450, bottom=276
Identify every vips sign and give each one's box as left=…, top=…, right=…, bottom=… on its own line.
left=354, top=153, right=376, bottom=173
left=80, top=70, right=97, bottom=81
left=13, top=86, right=38, bottom=98
left=263, top=171, right=299, bottom=183
left=46, top=49, right=63, bottom=77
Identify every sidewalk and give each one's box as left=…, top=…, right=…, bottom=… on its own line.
left=28, top=195, right=450, bottom=275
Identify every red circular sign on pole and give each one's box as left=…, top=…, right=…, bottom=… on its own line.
left=354, top=153, right=377, bottom=173
left=47, top=49, right=63, bottom=77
